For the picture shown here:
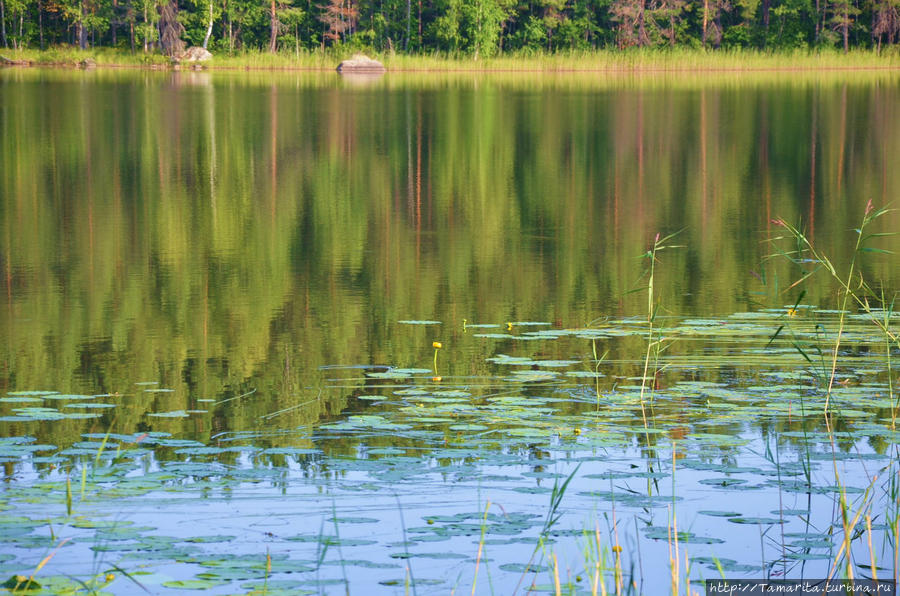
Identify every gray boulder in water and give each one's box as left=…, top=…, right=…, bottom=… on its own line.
left=336, top=54, right=386, bottom=74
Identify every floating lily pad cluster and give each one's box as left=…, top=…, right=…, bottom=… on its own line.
left=0, top=309, right=896, bottom=593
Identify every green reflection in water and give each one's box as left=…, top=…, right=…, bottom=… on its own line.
left=0, top=68, right=898, bottom=449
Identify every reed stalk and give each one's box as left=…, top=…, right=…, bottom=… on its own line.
left=552, top=553, right=561, bottom=596
left=770, top=202, right=897, bottom=586
left=636, top=233, right=677, bottom=434
left=471, top=500, right=491, bottom=596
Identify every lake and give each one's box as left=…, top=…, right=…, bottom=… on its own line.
left=1, top=68, right=898, bottom=594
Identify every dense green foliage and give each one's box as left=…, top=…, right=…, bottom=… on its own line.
left=1, top=0, right=899, bottom=57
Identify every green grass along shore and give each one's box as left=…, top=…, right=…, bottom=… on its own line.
left=2, top=46, right=900, bottom=72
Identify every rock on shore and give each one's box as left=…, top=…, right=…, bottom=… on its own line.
left=179, top=47, right=213, bottom=62
left=0, top=55, right=30, bottom=66
left=336, top=54, right=386, bottom=74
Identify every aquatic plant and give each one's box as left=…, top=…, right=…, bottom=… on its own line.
left=768, top=201, right=899, bottom=588
left=432, top=342, right=443, bottom=377
left=634, top=231, right=682, bottom=436
left=769, top=201, right=898, bottom=406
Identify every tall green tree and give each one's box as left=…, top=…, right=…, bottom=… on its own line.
left=830, top=0, right=860, bottom=50
left=134, top=0, right=156, bottom=50
left=729, top=0, right=759, bottom=44
left=768, top=0, right=813, bottom=47
left=2, top=0, right=28, bottom=48
left=429, top=0, right=461, bottom=51
left=537, top=0, right=568, bottom=50
left=460, top=0, right=511, bottom=57
left=61, top=0, right=105, bottom=48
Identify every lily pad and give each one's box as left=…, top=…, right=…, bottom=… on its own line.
left=147, top=410, right=189, bottom=418
left=727, top=517, right=785, bottom=525
left=162, top=579, right=228, bottom=590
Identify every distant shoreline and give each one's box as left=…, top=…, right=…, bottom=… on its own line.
left=3, top=47, right=899, bottom=73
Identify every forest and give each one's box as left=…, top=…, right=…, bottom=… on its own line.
left=0, top=0, right=899, bottom=59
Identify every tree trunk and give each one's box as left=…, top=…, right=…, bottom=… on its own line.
left=79, top=0, right=88, bottom=49
left=669, top=12, right=676, bottom=45
left=2, top=0, right=9, bottom=48
left=637, top=1, right=647, bottom=46
left=202, top=0, right=213, bottom=48
left=870, top=8, right=876, bottom=48
left=142, top=1, right=148, bottom=51
left=815, top=0, right=821, bottom=41
left=226, top=0, right=233, bottom=51
left=38, top=0, right=43, bottom=49
left=268, top=0, right=277, bottom=52
left=111, top=0, right=117, bottom=45
left=702, top=0, right=708, bottom=44
left=842, top=6, right=849, bottom=52
left=128, top=0, right=135, bottom=52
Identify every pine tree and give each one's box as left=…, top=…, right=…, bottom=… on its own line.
left=830, top=0, right=859, bottom=51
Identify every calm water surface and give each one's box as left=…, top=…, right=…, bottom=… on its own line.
left=1, top=69, right=898, bottom=594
